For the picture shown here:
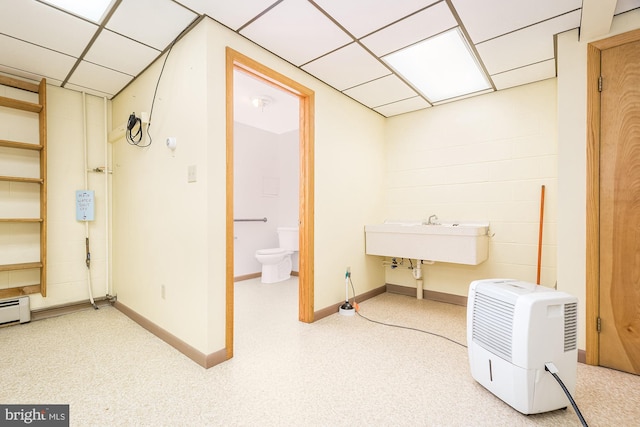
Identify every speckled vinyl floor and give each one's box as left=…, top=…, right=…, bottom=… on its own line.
left=1, top=277, right=639, bottom=426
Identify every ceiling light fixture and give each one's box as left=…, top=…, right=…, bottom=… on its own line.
left=383, top=27, right=491, bottom=103
left=41, top=0, right=113, bottom=23
left=251, top=95, right=273, bottom=111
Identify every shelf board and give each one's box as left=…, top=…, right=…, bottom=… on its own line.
left=0, top=139, right=43, bottom=151
left=0, top=218, right=43, bottom=223
left=0, top=175, right=43, bottom=184
left=0, top=262, right=42, bottom=272
left=0, top=75, right=40, bottom=93
left=0, top=95, right=42, bottom=113
left=0, top=284, right=41, bottom=299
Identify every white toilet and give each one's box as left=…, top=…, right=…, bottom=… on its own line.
left=255, top=227, right=299, bottom=283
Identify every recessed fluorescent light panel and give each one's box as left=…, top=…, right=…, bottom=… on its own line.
left=42, top=0, right=113, bottom=23
left=384, top=28, right=491, bottom=103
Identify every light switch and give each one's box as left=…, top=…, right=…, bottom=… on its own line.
left=188, top=165, right=197, bottom=183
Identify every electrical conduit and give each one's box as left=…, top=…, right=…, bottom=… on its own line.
left=82, top=92, right=97, bottom=309
left=103, top=97, right=110, bottom=297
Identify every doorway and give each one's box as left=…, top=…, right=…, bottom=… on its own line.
left=232, top=69, right=299, bottom=280
left=586, top=29, right=640, bottom=374
left=225, top=48, right=315, bottom=359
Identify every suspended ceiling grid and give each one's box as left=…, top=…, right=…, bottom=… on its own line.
left=0, top=0, right=638, bottom=118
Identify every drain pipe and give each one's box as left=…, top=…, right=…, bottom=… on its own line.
left=82, top=92, right=98, bottom=310
left=413, top=260, right=435, bottom=299
left=413, top=260, right=423, bottom=299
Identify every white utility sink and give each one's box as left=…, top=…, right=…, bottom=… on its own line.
left=364, top=220, right=490, bottom=265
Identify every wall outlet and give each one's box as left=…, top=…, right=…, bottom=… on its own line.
left=161, top=284, right=166, bottom=299
left=140, top=111, right=149, bottom=124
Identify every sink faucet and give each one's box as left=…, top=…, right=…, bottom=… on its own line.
left=427, top=214, right=439, bottom=225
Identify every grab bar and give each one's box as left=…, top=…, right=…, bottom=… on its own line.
left=234, top=217, right=267, bottom=222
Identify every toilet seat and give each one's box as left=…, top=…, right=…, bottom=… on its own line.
left=255, top=227, right=299, bottom=284
left=255, top=248, right=293, bottom=283
left=256, top=248, right=288, bottom=256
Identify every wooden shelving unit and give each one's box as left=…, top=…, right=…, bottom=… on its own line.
left=0, top=76, right=47, bottom=299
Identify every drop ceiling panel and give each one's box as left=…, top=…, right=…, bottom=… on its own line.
left=491, top=59, right=556, bottom=90
left=301, top=43, right=390, bottom=91
left=452, top=0, right=583, bottom=43
left=615, top=0, right=640, bottom=14
left=374, top=96, right=431, bottom=117
left=431, top=88, right=494, bottom=105
left=314, top=0, right=439, bottom=38
left=66, top=61, right=133, bottom=97
left=476, top=10, right=581, bottom=75
left=0, top=0, right=98, bottom=57
left=361, top=2, right=457, bottom=56
left=240, top=0, right=352, bottom=66
left=0, top=68, right=63, bottom=88
left=84, top=30, right=160, bottom=77
left=0, top=35, right=76, bottom=82
left=343, top=75, right=418, bottom=108
left=64, top=83, right=114, bottom=99
left=178, top=0, right=278, bottom=30
left=106, top=0, right=198, bottom=50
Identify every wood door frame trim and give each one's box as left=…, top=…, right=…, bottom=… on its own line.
left=225, top=47, right=315, bottom=360
left=586, top=28, right=640, bottom=366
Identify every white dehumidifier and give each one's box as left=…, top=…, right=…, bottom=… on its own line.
left=467, top=279, right=578, bottom=415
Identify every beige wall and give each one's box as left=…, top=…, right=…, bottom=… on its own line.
left=111, top=23, right=211, bottom=352
left=383, top=80, right=558, bottom=297
left=557, top=9, right=640, bottom=350
left=111, top=18, right=386, bottom=355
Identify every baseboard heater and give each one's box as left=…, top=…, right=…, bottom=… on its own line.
left=0, top=296, right=31, bottom=326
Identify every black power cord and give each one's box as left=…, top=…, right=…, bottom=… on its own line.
left=545, top=363, right=588, bottom=426
left=145, top=43, right=174, bottom=147
left=126, top=113, right=144, bottom=146
left=126, top=40, right=175, bottom=148
left=348, top=276, right=467, bottom=348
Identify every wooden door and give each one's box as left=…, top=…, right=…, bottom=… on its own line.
left=598, top=39, right=640, bottom=374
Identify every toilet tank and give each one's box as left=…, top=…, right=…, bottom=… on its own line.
left=277, top=227, right=299, bottom=251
